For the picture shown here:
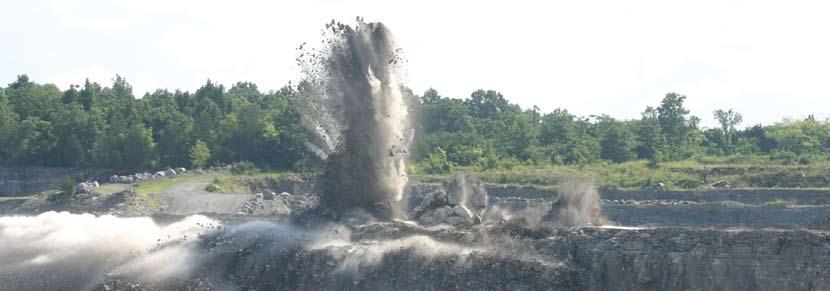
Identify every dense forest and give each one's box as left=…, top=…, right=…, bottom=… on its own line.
left=0, top=75, right=826, bottom=172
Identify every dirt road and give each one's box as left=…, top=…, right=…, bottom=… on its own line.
left=160, top=177, right=253, bottom=215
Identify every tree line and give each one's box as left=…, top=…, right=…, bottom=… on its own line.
left=0, top=75, right=310, bottom=170
left=413, top=89, right=828, bottom=172
left=0, top=75, right=826, bottom=172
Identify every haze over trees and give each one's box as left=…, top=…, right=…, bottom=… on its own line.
left=0, top=74, right=827, bottom=172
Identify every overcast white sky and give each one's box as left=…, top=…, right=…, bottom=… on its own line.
left=2, top=0, right=829, bottom=127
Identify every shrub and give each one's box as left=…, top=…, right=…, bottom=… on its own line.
left=205, top=183, right=222, bottom=193
left=766, top=199, right=793, bottom=208
left=231, top=161, right=259, bottom=175
left=421, top=147, right=454, bottom=174
left=60, top=176, right=76, bottom=195
left=770, top=150, right=798, bottom=165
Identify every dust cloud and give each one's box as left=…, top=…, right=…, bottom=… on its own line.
left=0, top=212, right=217, bottom=291
left=301, top=19, right=412, bottom=220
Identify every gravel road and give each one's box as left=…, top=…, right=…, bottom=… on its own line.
left=160, top=177, right=253, bottom=215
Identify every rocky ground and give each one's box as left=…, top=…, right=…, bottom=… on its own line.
left=91, top=219, right=829, bottom=291
left=3, top=173, right=830, bottom=290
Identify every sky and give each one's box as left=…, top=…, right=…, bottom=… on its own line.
left=1, top=0, right=829, bottom=127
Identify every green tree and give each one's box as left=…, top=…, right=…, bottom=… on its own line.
left=600, top=120, right=636, bottom=163
left=79, top=79, right=96, bottom=111
left=766, top=118, right=826, bottom=155
left=15, top=117, right=57, bottom=165
left=0, top=89, right=19, bottom=163
left=635, top=107, right=665, bottom=162
left=656, top=93, right=691, bottom=160
left=539, top=109, right=599, bottom=164
left=423, top=147, right=454, bottom=174
left=60, top=135, right=85, bottom=167
left=713, top=109, right=743, bottom=154
left=6, top=75, right=61, bottom=120
left=123, top=124, right=156, bottom=169
left=190, top=139, right=211, bottom=168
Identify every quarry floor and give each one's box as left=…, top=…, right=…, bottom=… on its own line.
left=3, top=175, right=830, bottom=290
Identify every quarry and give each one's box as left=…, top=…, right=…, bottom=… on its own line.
left=2, top=174, right=829, bottom=291
left=1, top=20, right=829, bottom=291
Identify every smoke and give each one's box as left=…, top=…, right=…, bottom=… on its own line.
left=301, top=19, right=412, bottom=220
left=0, top=211, right=218, bottom=291
left=483, top=180, right=608, bottom=228
left=484, top=204, right=552, bottom=230
left=0, top=210, right=562, bottom=290
left=445, top=172, right=488, bottom=219
left=547, top=180, right=606, bottom=226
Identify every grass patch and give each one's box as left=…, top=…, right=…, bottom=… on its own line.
left=412, top=157, right=830, bottom=190
left=766, top=199, right=794, bottom=207
left=204, top=172, right=285, bottom=194
left=204, top=175, right=250, bottom=194
left=135, top=177, right=183, bottom=195
left=96, top=183, right=131, bottom=195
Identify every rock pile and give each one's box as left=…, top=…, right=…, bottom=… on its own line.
left=240, top=191, right=318, bottom=216
left=411, top=173, right=488, bottom=226
left=74, top=181, right=99, bottom=198
left=109, top=168, right=188, bottom=184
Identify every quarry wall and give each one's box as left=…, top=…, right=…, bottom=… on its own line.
left=0, top=166, right=115, bottom=196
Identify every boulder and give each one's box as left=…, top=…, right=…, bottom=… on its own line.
left=155, top=171, right=166, bottom=178
left=164, top=169, right=177, bottom=176
left=175, top=167, right=186, bottom=174
left=262, top=190, right=276, bottom=200
left=411, top=177, right=485, bottom=227
left=256, top=193, right=264, bottom=199
left=76, top=182, right=97, bottom=195
left=111, top=175, right=134, bottom=184
left=133, top=173, right=147, bottom=182
left=445, top=172, right=488, bottom=218
left=92, top=181, right=99, bottom=188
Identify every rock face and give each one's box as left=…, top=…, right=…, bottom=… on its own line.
left=555, top=227, right=830, bottom=291
left=0, top=166, right=112, bottom=196
left=97, top=223, right=830, bottom=291
left=603, top=203, right=830, bottom=230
